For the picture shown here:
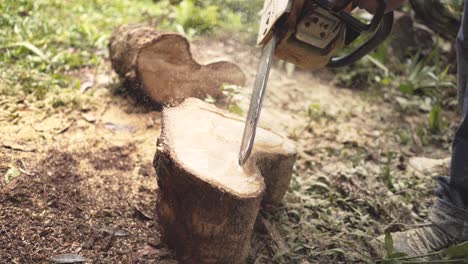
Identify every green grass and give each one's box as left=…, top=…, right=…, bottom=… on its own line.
left=0, top=0, right=167, bottom=102
left=0, top=0, right=256, bottom=105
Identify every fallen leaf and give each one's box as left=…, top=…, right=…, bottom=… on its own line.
left=81, top=113, right=97, bottom=123
left=47, top=253, right=86, bottom=263
left=408, top=157, right=450, bottom=177
left=98, top=226, right=129, bottom=237
left=137, top=245, right=159, bottom=257
left=79, top=81, right=93, bottom=94
left=137, top=245, right=171, bottom=259
left=133, top=204, right=153, bottom=220
left=104, top=122, right=136, bottom=133
left=148, top=237, right=163, bottom=248
left=55, top=119, right=75, bottom=135
left=4, top=166, right=21, bottom=183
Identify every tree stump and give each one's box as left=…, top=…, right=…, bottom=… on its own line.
left=108, top=25, right=246, bottom=105
left=154, top=98, right=296, bottom=264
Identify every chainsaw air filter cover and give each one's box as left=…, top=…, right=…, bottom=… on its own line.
left=257, top=0, right=394, bottom=70
left=276, top=4, right=346, bottom=70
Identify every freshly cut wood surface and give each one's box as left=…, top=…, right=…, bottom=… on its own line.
left=159, top=98, right=296, bottom=198
left=154, top=98, right=296, bottom=263
left=108, top=24, right=245, bottom=105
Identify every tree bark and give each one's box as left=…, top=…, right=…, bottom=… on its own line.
left=108, top=25, right=245, bottom=105
left=154, top=98, right=296, bottom=264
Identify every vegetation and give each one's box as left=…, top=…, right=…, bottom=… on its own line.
left=0, top=0, right=255, bottom=105
left=1, top=0, right=467, bottom=263
left=1, top=0, right=161, bottom=104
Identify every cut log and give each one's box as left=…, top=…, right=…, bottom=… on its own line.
left=108, top=24, right=245, bottom=105
left=154, top=98, right=296, bottom=264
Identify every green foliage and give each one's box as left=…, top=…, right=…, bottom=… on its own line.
left=429, top=104, right=442, bottom=133
left=336, top=31, right=456, bottom=138
left=338, top=42, right=455, bottom=98
left=307, top=103, right=322, bottom=120
left=194, top=0, right=262, bottom=30
left=443, top=242, right=468, bottom=259
left=0, top=0, right=261, bottom=102
left=382, top=152, right=394, bottom=191
left=173, top=0, right=222, bottom=35
left=4, top=166, right=20, bottom=183
left=0, top=0, right=166, bottom=103
left=376, top=241, right=468, bottom=263
left=384, top=232, right=394, bottom=256
left=398, top=130, right=411, bottom=145
left=222, top=84, right=244, bottom=116
left=395, top=49, right=455, bottom=98
left=169, top=0, right=258, bottom=37
left=375, top=241, right=468, bottom=263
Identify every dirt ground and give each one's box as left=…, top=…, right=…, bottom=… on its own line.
left=0, top=37, right=454, bottom=263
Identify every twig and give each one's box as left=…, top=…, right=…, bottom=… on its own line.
left=260, top=216, right=289, bottom=254
left=1, top=142, right=36, bottom=152
left=103, top=232, right=116, bottom=251
left=55, top=119, right=76, bottom=135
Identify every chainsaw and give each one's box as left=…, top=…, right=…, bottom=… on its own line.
left=239, top=0, right=394, bottom=165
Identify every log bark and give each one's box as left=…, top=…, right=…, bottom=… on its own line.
left=108, top=25, right=245, bottom=105
left=154, top=98, right=296, bottom=264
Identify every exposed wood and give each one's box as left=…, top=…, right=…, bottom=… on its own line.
left=154, top=98, right=296, bottom=263
left=108, top=24, right=245, bottom=105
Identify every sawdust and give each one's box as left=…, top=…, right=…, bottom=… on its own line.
left=0, top=37, right=455, bottom=263
left=0, top=89, right=168, bottom=263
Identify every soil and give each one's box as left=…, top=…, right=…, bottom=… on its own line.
left=0, top=36, right=455, bottom=263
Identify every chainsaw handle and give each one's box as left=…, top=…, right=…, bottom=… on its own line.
left=326, top=11, right=394, bottom=68
left=318, top=0, right=387, bottom=32
left=338, top=0, right=387, bottom=32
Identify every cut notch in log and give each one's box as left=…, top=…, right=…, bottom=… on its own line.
left=154, top=98, right=296, bottom=263
left=108, top=25, right=246, bottom=106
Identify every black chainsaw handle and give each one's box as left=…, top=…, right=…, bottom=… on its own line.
left=334, top=0, right=387, bottom=32
left=326, top=11, right=394, bottom=68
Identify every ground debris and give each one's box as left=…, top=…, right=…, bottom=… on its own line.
left=1, top=141, right=37, bottom=152
left=408, top=156, right=451, bottom=177
left=96, top=226, right=129, bottom=237
left=104, top=122, right=136, bottom=133
left=133, top=203, right=154, bottom=220
left=260, top=216, right=289, bottom=255
left=136, top=244, right=172, bottom=259
left=48, top=253, right=86, bottom=264
left=0, top=30, right=457, bottom=263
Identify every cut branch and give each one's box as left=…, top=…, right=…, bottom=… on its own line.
left=108, top=25, right=245, bottom=105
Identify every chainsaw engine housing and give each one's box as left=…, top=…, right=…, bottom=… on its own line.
left=258, top=0, right=346, bottom=70
left=257, top=0, right=394, bottom=70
